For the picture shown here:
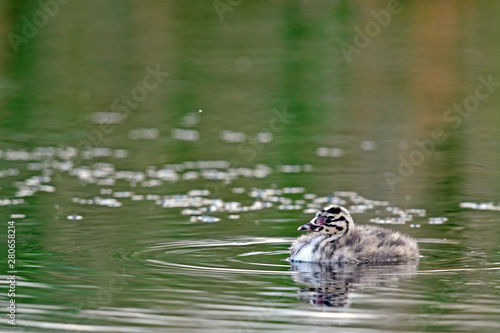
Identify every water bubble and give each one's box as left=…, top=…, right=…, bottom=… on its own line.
left=232, top=187, right=245, bottom=194
left=183, top=112, right=200, bottom=126
left=316, top=147, right=343, bottom=157
left=460, top=202, right=500, bottom=210
left=282, top=187, right=305, bottom=194
left=100, top=188, right=113, bottom=195
left=182, top=171, right=199, bottom=181
left=278, top=204, right=302, bottom=210
left=279, top=165, right=301, bottom=173
left=220, top=130, right=246, bottom=143
left=114, top=149, right=128, bottom=158
left=360, top=140, right=377, bottom=151
left=188, top=189, right=210, bottom=197
left=172, top=128, right=199, bottom=141
left=90, top=112, right=124, bottom=124
left=196, top=215, right=220, bottom=223
left=256, top=132, right=273, bottom=143
left=429, top=217, right=447, bottom=224
left=128, top=128, right=159, bottom=140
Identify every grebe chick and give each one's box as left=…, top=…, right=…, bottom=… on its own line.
left=289, top=205, right=419, bottom=264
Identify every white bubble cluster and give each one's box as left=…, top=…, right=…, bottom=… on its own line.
left=171, top=128, right=199, bottom=141
left=219, top=130, right=273, bottom=144
left=316, top=147, right=343, bottom=157
left=0, top=168, right=20, bottom=177
left=14, top=175, right=54, bottom=197
left=0, top=199, right=24, bottom=206
left=1, top=147, right=79, bottom=161
left=72, top=197, right=122, bottom=208
left=360, top=140, right=377, bottom=151
left=220, top=130, right=246, bottom=143
left=429, top=217, right=448, bottom=224
left=460, top=202, right=500, bottom=211
left=278, top=165, right=313, bottom=173
left=0, top=145, right=445, bottom=231
left=256, top=132, right=273, bottom=143
left=90, top=112, right=125, bottom=124
left=182, top=112, right=200, bottom=127
left=278, top=204, right=302, bottom=210
left=190, top=215, right=220, bottom=223
left=366, top=206, right=427, bottom=225
left=128, top=128, right=159, bottom=140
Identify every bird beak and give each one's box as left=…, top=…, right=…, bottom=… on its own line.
left=297, top=222, right=312, bottom=231
left=297, top=217, right=318, bottom=231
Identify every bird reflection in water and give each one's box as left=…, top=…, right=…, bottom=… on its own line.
left=290, top=261, right=418, bottom=307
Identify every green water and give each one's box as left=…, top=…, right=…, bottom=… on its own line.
left=1, top=1, right=500, bottom=332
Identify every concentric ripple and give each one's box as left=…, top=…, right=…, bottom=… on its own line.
left=116, top=237, right=294, bottom=276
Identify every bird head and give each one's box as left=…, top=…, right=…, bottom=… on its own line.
left=298, top=205, right=354, bottom=239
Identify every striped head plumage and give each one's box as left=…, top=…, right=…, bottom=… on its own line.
left=297, top=205, right=354, bottom=240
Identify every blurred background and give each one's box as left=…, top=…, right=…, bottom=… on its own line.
left=0, top=1, right=500, bottom=332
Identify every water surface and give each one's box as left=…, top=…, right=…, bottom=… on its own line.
left=1, top=1, right=500, bottom=332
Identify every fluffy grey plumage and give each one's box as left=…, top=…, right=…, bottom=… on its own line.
left=289, top=205, right=419, bottom=264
